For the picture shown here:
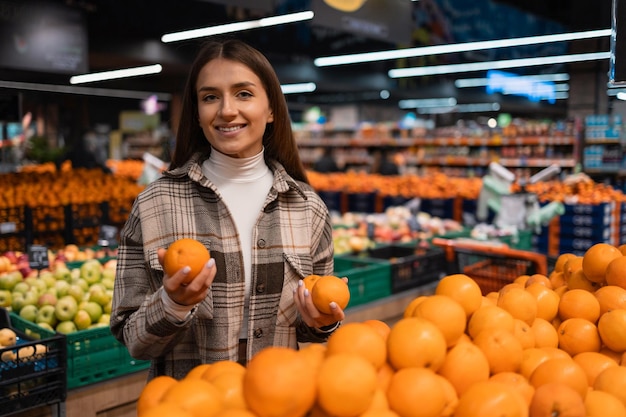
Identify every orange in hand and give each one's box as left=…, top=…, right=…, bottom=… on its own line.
left=310, top=275, right=350, bottom=314
left=163, top=238, right=211, bottom=284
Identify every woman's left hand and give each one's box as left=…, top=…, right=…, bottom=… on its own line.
left=293, top=278, right=347, bottom=328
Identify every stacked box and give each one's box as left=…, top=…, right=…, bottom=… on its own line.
left=317, top=191, right=343, bottom=214
left=25, top=205, right=66, bottom=250
left=0, top=206, right=27, bottom=253
left=420, top=198, right=455, bottom=219
left=333, top=256, right=392, bottom=308
left=346, top=192, right=378, bottom=214
left=363, top=243, right=445, bottom=293
left=0, top=309, right=66, bottom=417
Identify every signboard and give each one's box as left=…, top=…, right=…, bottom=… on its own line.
left=311, top=0, right=412, bottom=44
left=0, top=0, right=88, bottom=74
left=610, top=0, right=626, bottom=85
left=27, top=244, right=49, bottom=270
left=487, top=70, right=556, bottom=103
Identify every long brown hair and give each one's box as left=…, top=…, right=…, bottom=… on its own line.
left=170, top=38, right=309, bottom=184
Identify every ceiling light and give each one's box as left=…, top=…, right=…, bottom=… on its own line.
left=455, top=73, right=570, bottom=88
left=314, top=29, right=610, bottom=67
left=389, top=52, right=610, bottom=78
left=281, top=82, right=316, bottom=94
left=617, top=92, right=626, bottom=100
left=161, top=11, right=314, bottom=43
left=416, top=103, right=501, bottom=114
left=0, top=80, right=171, bottom=100
left=398, top=97, right=457, bottom=109
left=70, top=64, right=162, bottom=84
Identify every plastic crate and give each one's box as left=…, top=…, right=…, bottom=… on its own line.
left=0, top=309, right=66, bottom=417
left=64, top=325, right=150, bottom=389
left=334, top=256, right=392, bottom=308
left=0, top=206, right=28, bottom=252
left=363, top=244, right=446, bottom=293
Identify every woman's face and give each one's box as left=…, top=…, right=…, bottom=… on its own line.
left=196, top=58, right=274, bottom=158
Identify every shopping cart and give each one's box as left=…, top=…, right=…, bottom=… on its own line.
left=431, top=237, right=548, bottom=295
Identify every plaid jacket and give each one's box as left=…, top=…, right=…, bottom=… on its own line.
left=109, top=152, right=335, bottom=380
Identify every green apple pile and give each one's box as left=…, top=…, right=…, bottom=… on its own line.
left=0, top=258, right=116, bottom=334
left=0, top=327, right=47, bottom=362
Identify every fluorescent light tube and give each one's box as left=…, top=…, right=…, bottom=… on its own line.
left=455, top=73, right=570, bottom=88
left=389, top=52, right=611, bottom=78
left=0, top=80, right=171, bottom=100
left=415, top=103, right=501, bottom=114
left=161, top=11, right=314, bottom=43
left=281, top=82, right=316, bottom=94
left=70, top=64, right=162, bottom=84
left=398, top=97, right=457, bottom=109
left=314, top=29, right=611, bottom=67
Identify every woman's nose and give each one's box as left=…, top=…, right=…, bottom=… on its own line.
left=219, top=97, right=237, bottom=117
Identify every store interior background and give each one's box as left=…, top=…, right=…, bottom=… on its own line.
left=0, top=0, right=623, bottom=184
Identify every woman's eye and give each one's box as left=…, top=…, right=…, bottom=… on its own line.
left=201, top=94, right=218, bottom=102
left=237, top=91, right=253, bottom=98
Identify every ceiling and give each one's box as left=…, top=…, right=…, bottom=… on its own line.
left=0, top=0, right=615, bottom=119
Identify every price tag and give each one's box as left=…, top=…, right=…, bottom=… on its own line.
left=98, top=224, right=119, bottom=248
left=27, top=245, right=49, bottom=270
left=0, top=222, right=16, bottom=234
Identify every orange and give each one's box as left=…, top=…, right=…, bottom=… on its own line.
left=136, top=375, right=178, bottom=416
left=363, top=319, right=392, bottom=342
left=302, top=274, right=321, bottom=291
left=297, top=342, right=327, bottom=372
left=365, top=387, right=389, bottom=411
left=185, top=364, right=213, bottom=380
left=497, top=286, right=538, bottom=326
left=605, top=256, right=626, bottom=289
left=243, top=346, right=316, bottom=417
left=525, top=283, right=560, bottom=322
left=214, top=410, right=259, bottom=417
left=530, top=318, right=559, bottom=348
left=520, top=347, right=552, bottom=380
left=202, top=361, right=246, bottom=382
left=325, top=322, right=387, bottom=369
left=453, top=380, right=527, bottom=417
left=584, top=389, right=626, bottom=417
left=619, top=244, right=626, bottom=255
left=558, top=288, right=601, bottom=323
left=316, top=353, right=378, bottom=417
left=360, top=410, right=400, bottom=417
left=514, top=274, right=531, bottom=287
left=435, top=274, right=483, bottom=316
left=549, top=271, right=567, bottom=289
left=562, top=255, right=583, bottom=282
left=376, top=361, right=395, bottom=391
left=472, top=327, right=524, bottom=374
left=528, top=382, right=586, bottom=417
left=437, top=339, right=490, bottom=396
left=163, top=238, right=211, bottom=283
left=403, top=295, right=428, bottom=318
left=540, top=346, right=572, bottom=361
left=140, top=402, right=195, bottom=417
left=412, top=294, right=467, bottom=347
left=489, top=371, right=535, bottom=406
left=386, top=317, right=447, bottom=372
left=529, top=358, right=588, bottom=399
left=572, top=351, right=619, bottom=386
left=210, top=371, right=247, bottom=410
left=597, top=309, right=626, bottom=352
left=434, top=374, right=459, bottom=417
left=525, top=274, right=553, bottom=289
left=583, top=243, right=622, bottom=284
left=600, top=346, right=623, bottom=363
left=161, top=378, right=223, bottom=417
left=557, top=318, right=601, bottom=356
left=310, top=275, right=350, bottom=314
left=568, top=269, right=602, bottom=292
left=595, top=285, right=626, bottom=315
left=512, top=318, right=536, bottom=349
left=387, top=367, right=447, bottom=417
left=467, top=304, right=515, bottom=339
left=593, top=366, right=626, bottom=407
left=554, top=253, right=577, bottom=274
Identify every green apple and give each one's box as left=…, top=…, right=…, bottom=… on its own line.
left=55, top=295, right=78, bottom=322
left=88, top=284, right=111, bottom=307
left=0, top=271, right=22, bottom=291
left=54, top=280, right=70, bottom=297
left=56, top=320, right=77, bottom=334
left=39, top=271, right=57, bottom=289
left=19, top=304, right=38, bottom=322
left=80, top=260, right=103, bottom=285
left=70, top=268, right=81, bottom=281
left=71, top=278, right=89, bottom=292
left=11, top=292, right=25, bottom=312
left=0, top=289, right=12, bottom=308
left=101, top=276, right=115, bottom=290
left=79, top=300, right=103, bottom=323
left=98, top=313, right=110, bottom=325
left=103, top=298, right=112, bottom=314
left=73, top=309, right=92, bottom=330
left=21, top=290, right=39, bottom=308
left=25, top=277, right=47, bottom=294
left=12, top=281, right=30, bottom=294
left=36, top=304, right=58, bottom=328
left=37, top=292, right=57, bottom=308
left=67, top=284, right=85, bottom=303
left=53, top=266, right=72, bottom=282
left=36, top=322, right=54, bottom=332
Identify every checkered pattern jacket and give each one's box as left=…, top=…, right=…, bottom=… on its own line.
left=109, top=152, right=335, bottom=380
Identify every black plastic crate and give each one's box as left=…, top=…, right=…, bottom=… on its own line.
left=364, top=244, right=446, bottom=293
left=0, top=206, right=27, bottom=252
left=0, top=309, right=67, bottom=417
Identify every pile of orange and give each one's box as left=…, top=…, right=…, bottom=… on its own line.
left=136, top=242, right=626, bottom=417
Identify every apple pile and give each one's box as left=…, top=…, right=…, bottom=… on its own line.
left=0, top=258, right=117, bottom=334
left=0, top=327, right=47, bottom=362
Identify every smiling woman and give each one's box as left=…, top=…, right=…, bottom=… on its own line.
left=110, top=39, right=342, bottom=381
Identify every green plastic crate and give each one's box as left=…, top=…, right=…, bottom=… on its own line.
left=334, top=256, right=392, bottom=308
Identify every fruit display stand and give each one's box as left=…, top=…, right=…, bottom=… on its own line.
left=0, top=309, right=66, bottom=417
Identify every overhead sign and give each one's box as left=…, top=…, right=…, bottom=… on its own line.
left=610, top=0, right=626, bottom=85
left=486, top=70, right=556, bottom=104
left=312, top=0, right=412, bottom=44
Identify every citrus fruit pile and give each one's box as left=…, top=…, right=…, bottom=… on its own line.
left=137, top=242, right=626, bottom=417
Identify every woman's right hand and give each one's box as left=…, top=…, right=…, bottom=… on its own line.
left=157, top=248, right=217, bottom=306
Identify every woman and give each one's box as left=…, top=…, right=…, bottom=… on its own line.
left=110, top=39, right=344, bottom=380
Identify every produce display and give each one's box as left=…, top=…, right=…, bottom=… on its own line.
left=135, top=242, right=626, bottom=417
